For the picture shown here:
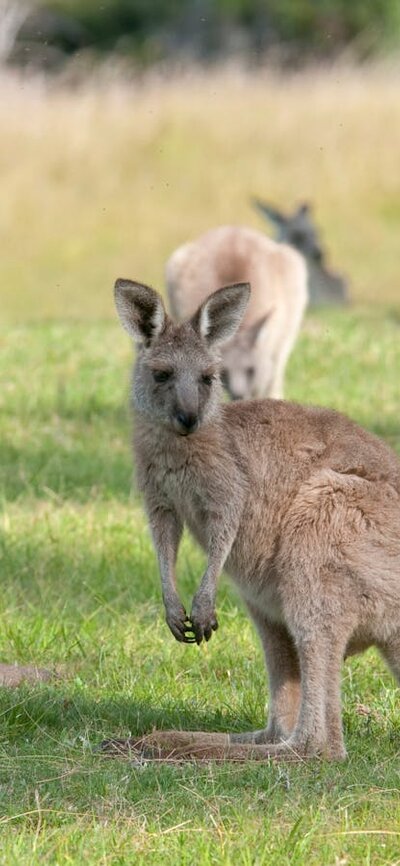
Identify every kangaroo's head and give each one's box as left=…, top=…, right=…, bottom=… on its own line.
left=220, top=311, right=273, bottom=401
left=254, top=199, right=324, bottom=261
left=253, top=198, right=348, bottom=305
left=114, top=279, right=250, bottom=435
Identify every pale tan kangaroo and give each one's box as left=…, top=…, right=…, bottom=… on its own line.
left=114, top=278, right=400, bottom=762
left=166, top=226, right=308, bottom=400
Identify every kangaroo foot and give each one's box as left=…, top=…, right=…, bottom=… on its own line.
left=101, top=730, right=309, bottom=762
left=229, top=724, right=287, bottom=745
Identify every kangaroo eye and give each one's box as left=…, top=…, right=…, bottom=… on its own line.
left=246, top=367, right=255, bottom=379
left=152, top=369, right=172, bottom=383
left=201, top=373, right=213, bottom=386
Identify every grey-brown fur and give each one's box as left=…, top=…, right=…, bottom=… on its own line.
left=166, top=225, right=307, bottom=400
left=0, top=663, right=53, bottom=688
left=115, top=278, right=400, bottom=761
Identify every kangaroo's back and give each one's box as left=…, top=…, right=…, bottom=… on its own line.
left=166, top=226, right=308, bottom=400
left=167, top=225, right=305, bottom=325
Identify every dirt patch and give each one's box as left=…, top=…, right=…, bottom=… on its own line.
left=0, top=663, right=54, bottom=688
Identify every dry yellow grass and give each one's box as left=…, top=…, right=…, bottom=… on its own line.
left=1, top=62, right=400, bottom=322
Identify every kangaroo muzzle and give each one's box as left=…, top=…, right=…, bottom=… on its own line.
left=174, top=410, right=199, bottom=435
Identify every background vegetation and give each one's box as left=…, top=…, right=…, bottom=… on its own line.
left=1, top=54, right=400, bottom=866
left=2, top=64, right=400, bottom=323
left=6, top=0, right=400, bottom=70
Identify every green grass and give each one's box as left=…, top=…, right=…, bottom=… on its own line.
left=1, top=307, right=400, bottom=864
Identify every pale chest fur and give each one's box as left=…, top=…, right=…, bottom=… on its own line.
left=135, top=426, right=228, bottom=549
left=152, top=453, right=284, bottom=622
left=135, top=416, right=309, bottom=619
left=155, top=458, right=210, bottom=545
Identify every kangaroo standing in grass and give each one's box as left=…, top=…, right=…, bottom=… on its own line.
left=114, top=279, right=400, bottom=761
left=166, top=225, right=307, bottom=400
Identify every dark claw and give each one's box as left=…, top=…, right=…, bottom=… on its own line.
left=167, top=613, right=198, bottom=643
left=189, top=615, right=218, bottom=644
left=166, top=604, right=192, bottom=641
left=169, top=624, right=185, bottom=642
left=194, top=627, right=204, bottom=645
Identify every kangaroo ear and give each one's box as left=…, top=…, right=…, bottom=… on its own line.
left=192, top=283, right=250, bottom=346
left=114, top=279, right=166, bottom=343
left=295, top=201, right=311, bottom=218
left=252, top=198, right=287, bottom=228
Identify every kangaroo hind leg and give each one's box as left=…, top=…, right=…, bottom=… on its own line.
left=230, top=608, right=301, bottom=745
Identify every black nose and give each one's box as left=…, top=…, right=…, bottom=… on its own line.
left=175, top=411, right=198, bottom=433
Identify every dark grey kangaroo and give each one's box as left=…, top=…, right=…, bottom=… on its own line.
left=253, top=198, right=348, bottom=305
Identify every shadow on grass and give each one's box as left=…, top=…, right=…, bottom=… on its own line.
left=0, top=685, right=245, bottom=742
left=0, top=682, right=399, bottom=829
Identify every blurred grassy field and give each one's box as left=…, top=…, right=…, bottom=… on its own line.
left=1, top=65, right=400, bottom=864
left=1, top=63, right=400, bottom=321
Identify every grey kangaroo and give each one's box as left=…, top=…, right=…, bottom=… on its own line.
left=253, top=199, right=348, bottom=306
left=114, top=278, right=400, bottom=761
